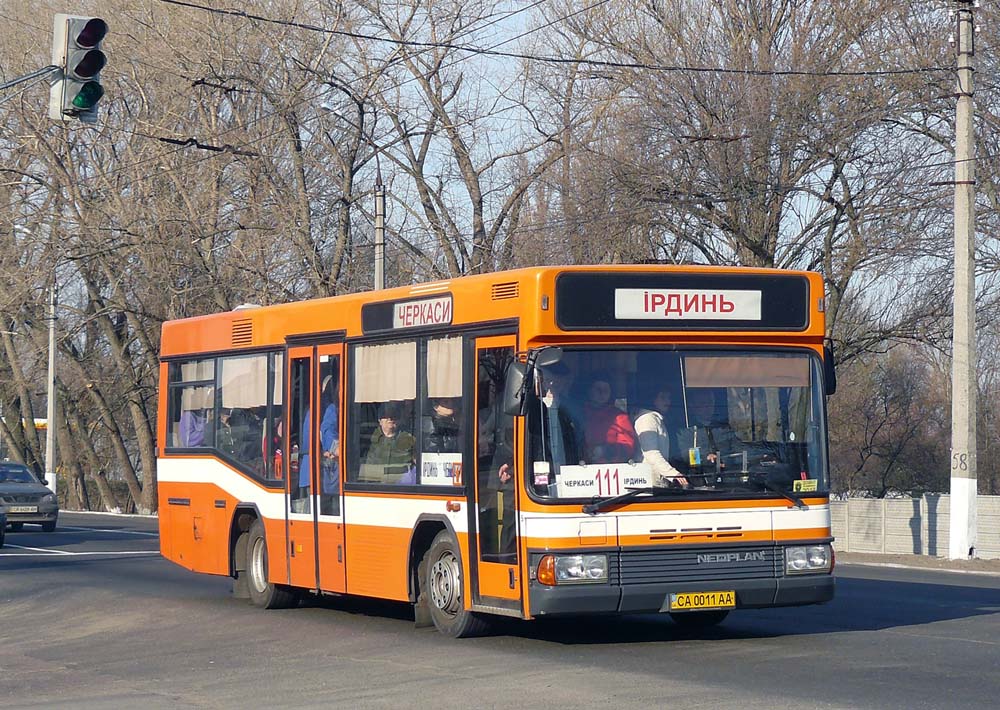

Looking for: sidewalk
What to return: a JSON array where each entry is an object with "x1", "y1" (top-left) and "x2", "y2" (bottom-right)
[{"x1": 837, "y1": 551, "x2": 1000, "y2": 576}]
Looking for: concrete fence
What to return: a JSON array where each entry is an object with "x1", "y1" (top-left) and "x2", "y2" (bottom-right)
[{"x1": 830, "y1": 495, "x2": 1000, "y2": 560}]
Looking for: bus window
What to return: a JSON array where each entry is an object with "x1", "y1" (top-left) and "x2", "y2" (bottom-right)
[
  {"x1": 351, "y1": 341, "x2": 417, "y2": 484},
  {"x1": 167, "y1": 359, "x2": 215, "y2": 449},
  {"x1": 288, "y1": 356, "x2": 311, "y2": 513},
  {"x1": 420, "y1": 337, "x2": 463, "y2": 485},
  {"x1": 264, "y1": 353, "x2": 284, "y2": 481},
  {"x1": 317, "y1": 355, "x2": 340, "y2": 515},
  {"x1": 217, "y1": 354, "x2": 267, "y2": 472},
  {"x1": 477, "y1": 346, "x2": 515, "y2": 561},
  {"x1": 525, "y1": 349, "x2": 827, "y2": 499}
]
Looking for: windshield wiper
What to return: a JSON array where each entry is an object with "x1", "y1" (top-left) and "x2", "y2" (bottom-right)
[
  {"x1": 762, "y1": 480, "x2": 806, "y2": 509},
  {"x1": 583, "y1": 486, "x2": 674, "y2": 515}
]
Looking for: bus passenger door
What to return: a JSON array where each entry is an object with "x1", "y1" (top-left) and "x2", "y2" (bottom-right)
[
  {"x1": 314, "y1": 344, "x2": 346, "y2": 594},
  {"x1": 285, "y1": 347, "x2": 318, "y2": 590},
  {"x1": 472, "y1": 336, "x2": 522, "y2": 605}
]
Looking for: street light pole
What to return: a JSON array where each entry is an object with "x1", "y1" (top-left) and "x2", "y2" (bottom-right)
[
  {"x1": 45, "y1": 282, "x2": 57, "y2": 499},
  {"x1": 321, "y1": 104, "x2": 388, "y2": 291}
]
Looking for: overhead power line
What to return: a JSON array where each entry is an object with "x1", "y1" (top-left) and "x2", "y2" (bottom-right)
[
  {"x1": 159, "y1": 0, "x2": 954, "y2": 78},
  {"x1": 56, "y1": 0, "x2": 557, "y2": 186}
]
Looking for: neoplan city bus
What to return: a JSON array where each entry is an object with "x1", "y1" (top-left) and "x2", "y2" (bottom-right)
[{"x1": 158, "y1": 265, "x2": 836, "y2": 637}]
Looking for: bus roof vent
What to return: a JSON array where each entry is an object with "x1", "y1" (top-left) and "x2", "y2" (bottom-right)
[
  {"x1": 232, "y1": 318, "x2": 254, "y2": 347},
  {"x1": 491, "y1": 282, "x2": 519, "y2": 300}
]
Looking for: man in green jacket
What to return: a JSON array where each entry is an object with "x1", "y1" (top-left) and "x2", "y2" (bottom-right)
[{"x1": 365, "y1": 402, "x2": 416, "y2": 484}]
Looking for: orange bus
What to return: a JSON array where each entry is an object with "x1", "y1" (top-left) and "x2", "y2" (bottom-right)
[{"x1": 158, "y1": 265, "x2": 835, "y2": 636}]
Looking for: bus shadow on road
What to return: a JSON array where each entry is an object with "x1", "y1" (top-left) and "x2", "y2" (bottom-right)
[
  {"x1": 297, "y1": 592, "x2": 416, "y2": 622},
  {"x1": 495, "y1": 575, "x2": 1000, "y2": 645},
  {"x1": 253, "y1": 574, "x2": 1000, "y2": 645}
]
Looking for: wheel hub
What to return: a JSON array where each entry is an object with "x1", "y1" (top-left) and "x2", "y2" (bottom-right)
[
  {"x1": 249, "y1": 537, "x2": 268, "y2": 593},
  {"x1": 429, "y1": 551, "x2": 461, "y2": 615}
]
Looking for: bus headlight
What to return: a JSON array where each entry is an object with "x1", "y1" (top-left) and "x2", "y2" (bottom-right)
[
  {"x1": 536, "y1": 554, "x2": 608, "y2": 585},
  {"x1": 785, "y1": 544, "x2": 832, "y2": 574}
]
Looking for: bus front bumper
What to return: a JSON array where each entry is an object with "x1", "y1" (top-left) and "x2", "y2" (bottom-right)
[{"x1": 528, "y1": 574, "x2": 834, "y2": 617}]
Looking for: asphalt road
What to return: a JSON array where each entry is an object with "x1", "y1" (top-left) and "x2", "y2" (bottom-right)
[{"x1": 2, "y1": 513, "x2": 999, "y2": 709}]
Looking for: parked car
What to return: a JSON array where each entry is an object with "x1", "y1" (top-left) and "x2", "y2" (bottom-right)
[
  {"x1": 0, "y1": 462, "x2": 59, "y2": 532},
  {"x1": 0, "y1": 501, "x2": 6, "y2": 547}
]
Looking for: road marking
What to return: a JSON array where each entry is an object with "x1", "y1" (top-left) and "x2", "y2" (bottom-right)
[
  {"x1": 3, "y1": 544, "x2": 72, "y2": 554},
  {"x1": 0, "y1": 546, "x2": 160, "y2": 557},
  {"x1": 841, "y1": 561, "x2": 1000, "y2": 578},
  {"x1": 56, "y1": 525, "x2": 159, "y2": 537}
]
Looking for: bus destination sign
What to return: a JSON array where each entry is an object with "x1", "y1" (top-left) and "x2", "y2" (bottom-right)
[
  {"x1": 362, "y1": 295, "x2": 454, "y2": 334},
  {"x1": 615, "y1": 288, "x2": 761, "y2": 321},
  {"x1": 556, "y1": 272, "x2": 809, "y2": 331}
]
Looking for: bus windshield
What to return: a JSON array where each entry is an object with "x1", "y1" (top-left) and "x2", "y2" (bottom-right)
[{"x1": 526, "y1": 349, "x2": 828, "y2": 501}]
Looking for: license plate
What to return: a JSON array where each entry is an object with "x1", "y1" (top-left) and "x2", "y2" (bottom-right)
[
  {"x1": 9, "y1": 505, "x2": 38, "y2": 513},
  {"x1": 669, "y1": 590, "x2": 736, "y2": 611}
]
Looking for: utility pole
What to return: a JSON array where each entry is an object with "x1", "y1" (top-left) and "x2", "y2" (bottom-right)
[
  {"x1": 374, "y1": 164, "x2": 386, "y2": 291},
  {"x1": 949, "y1": 1, "x2": 977, "y2": 560},
  {"x1": 45, "y1": 282, "x2": 58, "y2": 500}
]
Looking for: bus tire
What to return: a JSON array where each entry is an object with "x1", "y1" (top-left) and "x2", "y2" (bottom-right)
[
  {"x1": 423, "y1": 531, "x2": 489, "y2": 638},
  {"x1": 247, "y1": 519, "x2": 297, "y2": 609},
  {"x1": 669, "y1": 610, "x2": 729, "y2": 629},
  {"x1": 233, "y1": 570, "x2": 250, "y2": 600},
  {"x1": 413, "y1": 555, "x2": 433, "y2": 628}
]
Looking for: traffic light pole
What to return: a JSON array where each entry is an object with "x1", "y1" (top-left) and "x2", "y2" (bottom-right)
[
  {"x1": 45, "y1": 283, "x2": 58, "y2": 501},
  {"x1": 0, "y1": 65, "x2": 59, "y2": 93}
]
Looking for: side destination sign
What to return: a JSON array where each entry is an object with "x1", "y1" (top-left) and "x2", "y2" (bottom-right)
[
  {"x1": 362, "y1": 294, "x2": 453, "y2": 333},
  {"x1": 555, "y1": 272, "x2": 809, "y2": 331},
  {"x1": 615, "y1": 288, "x2": 761, "y2": 321},
  {"x1": 394, "y1": 296, "x2": 452, "y2": 328}
]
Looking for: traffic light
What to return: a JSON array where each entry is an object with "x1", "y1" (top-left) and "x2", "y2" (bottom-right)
[{"x1": 49, "y1": 14, "x2": 108, "y2": 124}]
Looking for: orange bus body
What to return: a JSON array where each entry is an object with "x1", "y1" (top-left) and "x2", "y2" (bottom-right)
[{"x1": 158, "y1": 265, "x2": 834, "y2": 635}]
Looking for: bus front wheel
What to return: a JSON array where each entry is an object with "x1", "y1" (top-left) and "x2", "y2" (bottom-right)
[
  {"x1": 423, "y1": 531, "x2": 489, "y2": 638},
  {"x1": 247, "y1": 519, "x2": 297, "y2": 609}
]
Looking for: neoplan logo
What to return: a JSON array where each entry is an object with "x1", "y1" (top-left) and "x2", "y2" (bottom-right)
[{"x1": 697, "y1": 551, "x2": 767, "y2": 564}]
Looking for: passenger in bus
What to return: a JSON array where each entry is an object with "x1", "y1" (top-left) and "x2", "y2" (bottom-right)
[
  {"x1": 676, "y1": 388, "x2": 743, "y2": 473},
  {"x1": 425, "y1": 397, "x2": 461, "y2": 453},
  {"x1": 179, "y1": 408, "x2": 208, "y2": 447},
  {"x1": 265, "y1": 416, "x2": 284, "y2": 480},
  {"x1": 633, "y1": 388, "x2": 688, "y2": 487},
  {"x1": 217, "y1": 408, "x2": 237, "y2": 456},
  {"x1": 581, "y1": 373, "x2": 637, "y2": 464},
  {"x1": 491, "y1": 424, "x2": 517, "y2": 556},
  {"x1": 299, "y1": 375, "x2": 339, "y2": 496},
  {"x1": 536, "y1": 361, "x2": 581, "y2": 474},
  {"x1": 365, "y1": 402, "x2": 416, "y2": 484},
  {"x1": 217, "y1": 407, "x2": 261, "y2": 465}
]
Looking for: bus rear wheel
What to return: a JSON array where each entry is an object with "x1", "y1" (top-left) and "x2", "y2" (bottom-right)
[
  {"x1": 669, "y1": 610, "x2": 729, "y2": 629},
  {"x1": 423, "y1": 531, "x2": 489, "y2": 638},
  {"x1": 247, "y1": 519, "x2": 297, "y2": 609}
]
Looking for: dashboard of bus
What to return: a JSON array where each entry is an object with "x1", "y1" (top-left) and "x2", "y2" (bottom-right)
[{"x1": 523, "y1": 348, "x2": 828, "y2": 502}]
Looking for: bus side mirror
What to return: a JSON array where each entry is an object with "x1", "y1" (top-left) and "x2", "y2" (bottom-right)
[
  {"x1": 534, "y1": 347, "x2": 563, "y2": 368},
  {"x1": 823, "y1": 343, "x2": 837, "y2": 396},
  {"x1": 502, "y1": 361, "x2": 527, "y2": 416}
]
